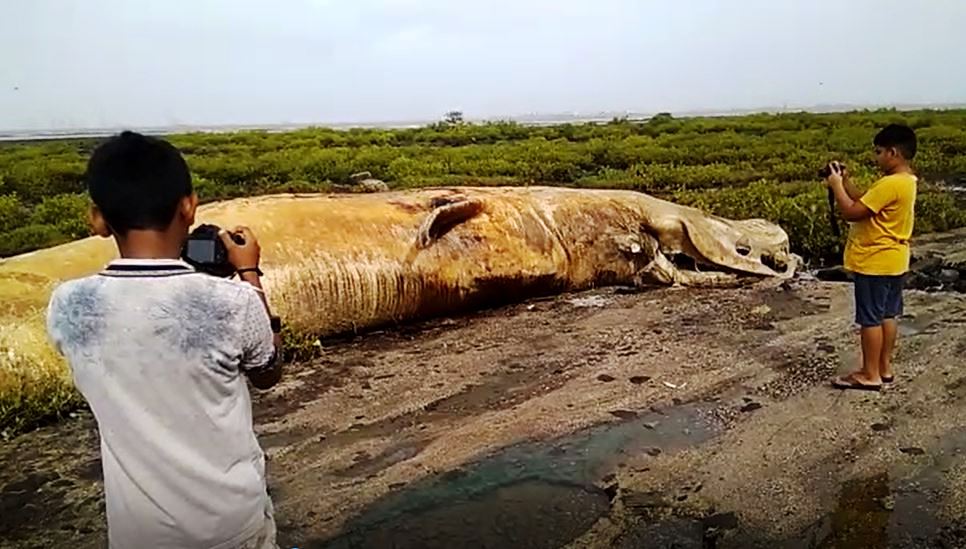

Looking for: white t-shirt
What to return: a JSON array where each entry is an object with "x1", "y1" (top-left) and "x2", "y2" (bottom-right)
[{"x1": 46, "y1": 258, "x2": 276, "y2": 549}]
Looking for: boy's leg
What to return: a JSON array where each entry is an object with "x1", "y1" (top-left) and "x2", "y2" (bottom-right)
[
  {"x1": 859, "y1": 325, "x2": 883, "y2": 383},
  {"x1": 880, "y1": 318, "x2": 897, "y2": 380},
  {"x1": 835, "y1": 274, "x2": 884, "y2": 388},
  {"x1": 879, "y1": 275, "x2": 904, "y2": 381}
]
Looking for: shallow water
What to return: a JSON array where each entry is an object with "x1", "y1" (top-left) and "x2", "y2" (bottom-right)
[{"x1": 313, "y1": 402, "x2": 718, "y2": 548}]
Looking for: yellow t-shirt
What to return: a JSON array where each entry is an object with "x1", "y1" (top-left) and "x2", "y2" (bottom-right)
[{"x1": 844, "y1": 173, "x2": 917, "y2": 276}]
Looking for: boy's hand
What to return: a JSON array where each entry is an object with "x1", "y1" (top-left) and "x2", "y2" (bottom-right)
[
  {"x1": 220, "y1": 226, "x2": 261, "y2": 270},
  {"x1": 825, "y1": 161, "x2": 845, "y2": 188}
]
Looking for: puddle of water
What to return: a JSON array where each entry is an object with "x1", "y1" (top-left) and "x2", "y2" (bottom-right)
[
  {"x1": 897, "y1": 314, "x2": 935, "y2": 337},
  {"x1": 782, "y1": 428, "x2": 966, "y2": 549},
  {"x1": 320, "y1": 480, "x2": 609, "y2": 549},
  {"x1": 307, "y1": 403, "x2": 719, "y2": 549}
]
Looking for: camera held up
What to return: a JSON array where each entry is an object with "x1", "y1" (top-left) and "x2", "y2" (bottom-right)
[
  {"x1": 181, "y1": 223, "x2": 245, "y2": 278},
  {"x1": 818, "y1": 161, "x2": 846, "y2": 179},
  {"x1": 819, "y1": 162, "x2": 846, "y2": 237}
]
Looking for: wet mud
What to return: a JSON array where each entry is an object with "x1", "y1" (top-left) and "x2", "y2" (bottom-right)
[{"x1": 3, "y1": 247, "x2": 966, "y2": 549}]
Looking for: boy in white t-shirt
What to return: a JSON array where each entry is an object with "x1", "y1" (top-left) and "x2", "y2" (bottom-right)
[{"x1": 46, "y1": 131, "x2": 282, "y2": 548}]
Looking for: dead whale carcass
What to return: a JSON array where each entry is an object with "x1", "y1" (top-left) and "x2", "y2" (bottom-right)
[{"x1": 0, "y1": 186, "x2": 799, "y2": 343}]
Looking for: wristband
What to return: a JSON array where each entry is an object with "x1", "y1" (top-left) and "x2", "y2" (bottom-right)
[{"x1": 237, "y1": 266, "x2": 264, "y2": 277}]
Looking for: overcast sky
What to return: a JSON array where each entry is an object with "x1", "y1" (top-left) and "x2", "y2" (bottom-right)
[{"x1": 1, "y1": 0, "x2": 964, "y2": 131}]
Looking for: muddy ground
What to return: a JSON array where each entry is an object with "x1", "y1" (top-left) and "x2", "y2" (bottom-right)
[{"x1": 3, "y1": 241, "x2": 966, "y2": 548}]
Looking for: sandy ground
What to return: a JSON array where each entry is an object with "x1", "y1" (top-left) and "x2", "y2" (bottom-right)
[{"x1": 3, "y1": 249, "x2": 966, "y2": 548}]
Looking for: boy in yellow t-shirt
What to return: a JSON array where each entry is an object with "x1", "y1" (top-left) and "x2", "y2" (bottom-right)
[{"x1": 824, "y1": 123, "x2": 918, "y2": 391}]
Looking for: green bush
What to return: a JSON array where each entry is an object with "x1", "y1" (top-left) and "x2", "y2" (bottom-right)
[
  {"x1": 0, "y1": 194, "x2": 26, "y2": 233},
  {"x1": 29, "y1": 194, "x2": 91, "y2": 239},
  {"x1": 0, "y1": 224, "x2": 68, "y2": 257}
]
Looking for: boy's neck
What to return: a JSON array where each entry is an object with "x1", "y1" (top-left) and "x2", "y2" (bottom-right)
[
  {"x1": 115, "y1": 230, "x2": 186, "y2": 260},
  {"x1": 886, "y1": 162, "x2": 914, "y2": 176}
]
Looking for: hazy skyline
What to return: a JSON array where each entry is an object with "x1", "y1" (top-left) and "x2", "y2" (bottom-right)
[{"x1": 2, "y1": 0, "x2": 965, "y2": 131}]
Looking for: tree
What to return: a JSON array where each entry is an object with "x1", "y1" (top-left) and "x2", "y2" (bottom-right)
[{"x1": 443, "y1": 110, "x2": 464, "y2": 125}]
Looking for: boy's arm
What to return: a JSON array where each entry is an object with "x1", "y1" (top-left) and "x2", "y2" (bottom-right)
[
  {"x1": 221, "y1": 227, "x2": 282, "y2": 390},
  {"x1": 828, "y1": 180, "x2": 873, "y2": 222},
  {"x1": 238, "y1": 273, "x2": 282, "y2": 390},
  {"x1": 236, "y1": 282, "x2": 281, "y2": 390},
  {"x1": 843, "y1": 172, "x2": 863, "y2": 201},
  {"x1": 825, "y1": 164, "x2": 896, "y2": 221}
]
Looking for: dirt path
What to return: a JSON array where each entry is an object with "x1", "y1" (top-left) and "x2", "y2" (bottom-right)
[{"x1": 2, "y1": 276, "x2": 966, "y2": 548}]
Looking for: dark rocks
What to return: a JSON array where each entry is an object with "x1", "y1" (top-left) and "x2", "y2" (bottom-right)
[
  {"x1": 740, "y1": 402, "x2": 763, "y2": 413},
  {"x1": 629, "y1": 376, "x2": 651, "y2": 385},
  {"x1": 871, "y1": 422, "x2": 891, "y2": 432},
  {"x1": 623, "y1": 490, "x2": 665, "y2": 510},
  {"x1": 601, "y1": 474, "x2": 620, "y2": 500},
  {"x1": 815, "y1": 266, "x2": 850, "y2": 282},
  {"x1": 816, "y1": 244, "x2": 966, "y2": 293},
  {"x1": 899, "y1": 446, "x2": 926, "y2": 456},
  {"x1": 905, "y1": 252, "x2": 966, "y2": 292},
  {"x1": 703, "y1": 512, "x2": 739, "y2": 530},
  {"x1": 610, "y1": 410, "x2": 638, "y2": 420},
  {"x1": 597, "y1": 374, "x2": 616, "y2": 382},
  {"x1": 939, "y1": 269, "x2": 961, "y2": 283}
]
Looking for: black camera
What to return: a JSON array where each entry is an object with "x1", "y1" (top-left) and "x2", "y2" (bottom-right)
[
  {"x1": 818, "y1": 162, "x2": 846, "y2": 179},
  {"x1": 181, "y1": 223, "x2": 244, "y2": 278}
]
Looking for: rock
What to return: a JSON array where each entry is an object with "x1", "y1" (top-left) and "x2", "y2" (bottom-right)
[
  {"x1": 610, "y1": 410, "x2": 638, "y2": 420},
  {"x1": 814, "y1": 266, "x2": 850, "y2": 282},
  {"x1": 642, "y1": 421, "x2": 659, "y2": 430},
  {"x1": 630, "y1": 376, "x2": 651, "y2": 385},
  {"x1": 646, "y1": 447, "x2": 662, "y2": 457},
  {"x1": 944, "y1": 249, "x2": 966, "y2": 270},
  {"x1": 604, "y1": 481, "x2": 620, "y2": 501},
  {"x1": 871, "y1": 422, "x2": 890, "y2": 432},
  {"x1": 899, "y1": 446, "x2": 926, "y2": 456},
  {"x1": 939, "y1": 269, "x2": 961, "y2": 283},
  {"x1": 881, "y1": 495, "x2": 896, "y2": 511},
  {"x1": 910, "y1": 255, "x2": 943, "y2": 274},
  {"x1": 740, "y1": 402, "x2": 763, "y2": 413},
  {"x1": 623, "y1": 490, "x2": 665, "y2": 510},
  {"x1": 703, "y1": 512, "x2": 739, "y2": 530},
  {"x1": 357, "y1": 178, "x2": 389, "y2": 193},
  {"x1": 597, "y1": 374, "x2": 616, "y2": 382},
  {"x1": 613, "y1": 286, "x2": 644, "y2": 295},
  {"x1": 905, "y1": 271, "x2": 940, "y2": 291}
]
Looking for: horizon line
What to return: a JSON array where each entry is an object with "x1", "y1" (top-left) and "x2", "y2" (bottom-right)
[{"x1": 3, "y1": 101, "x2": 965, "y2": 141}]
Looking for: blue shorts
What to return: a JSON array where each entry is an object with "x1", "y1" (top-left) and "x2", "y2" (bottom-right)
[{"x1": 853, "y1": 274, "x2": 904, "y2": 327}]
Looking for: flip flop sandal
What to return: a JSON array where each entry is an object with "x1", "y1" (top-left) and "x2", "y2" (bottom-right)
[
  {"x1": 832, "y1": 375, "x2": 883, "y2": 392},
  {"x1": 881, "y1": 376, "x2": 894, "y2": 384}
]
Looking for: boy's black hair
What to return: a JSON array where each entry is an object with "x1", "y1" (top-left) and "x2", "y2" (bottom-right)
[
  {"x1": 85, "y1": 131, "x2": 193, "y2": 234},
  {"x1": 873, "y1": 123, "x2": 917, "y2": 160}
]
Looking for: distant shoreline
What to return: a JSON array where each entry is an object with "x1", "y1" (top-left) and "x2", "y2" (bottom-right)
[{"x1": 3, "y1": 102, "x2": 965, "y2": 142}]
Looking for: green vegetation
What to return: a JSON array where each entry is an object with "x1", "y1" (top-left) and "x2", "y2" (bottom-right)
[{"x1": 2, "y1": 108, "x2": 965, "y2": 263}]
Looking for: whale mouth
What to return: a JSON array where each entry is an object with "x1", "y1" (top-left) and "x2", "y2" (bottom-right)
[
  {"x1": 669, "y1": 249, "x2": 793, "y2": 277},
  {"x1": 619, "y1": 214, "x2": 800, "y2": 287}
]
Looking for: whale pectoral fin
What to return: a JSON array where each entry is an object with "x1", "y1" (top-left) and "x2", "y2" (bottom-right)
[{"x1": 415, "y1": 198, "x2": 485, "y2": 249}]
